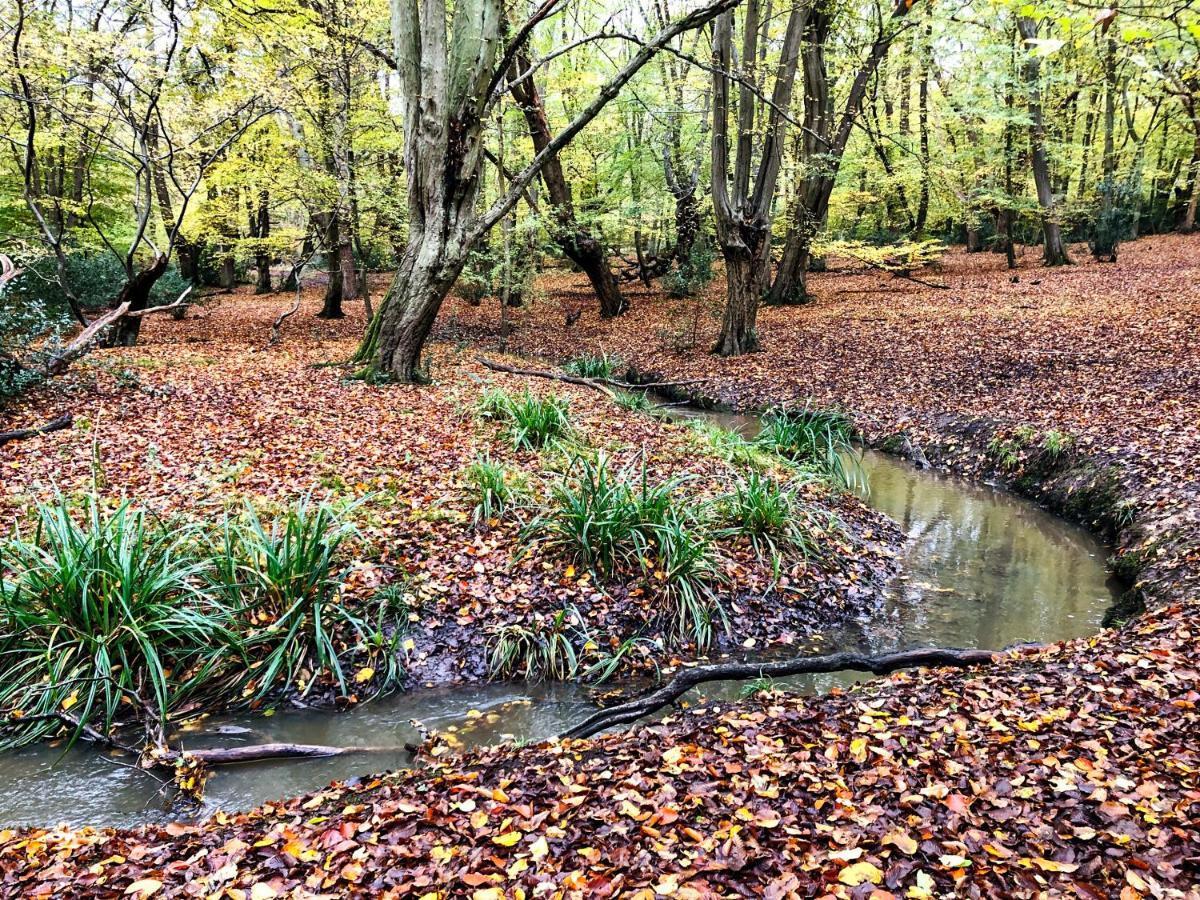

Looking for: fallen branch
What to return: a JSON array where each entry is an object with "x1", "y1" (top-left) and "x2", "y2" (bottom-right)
[
  {"x1": 476, "y1": 356, "x2": 710, "y2": 402},
  {"x1": 561, "y1": 646, "x2": 1002, "y2": 740},
  {"x1": 182, "y1": 742, "x2": 395, "y2": 765},
  {"x1": 268, "y1": 293, "x2": 303, "y2": 347},
  {"x1": 46, "y1": 302, "x2": 130, "y2": 374},
  {"x1": 123, "y1": 285, "x2": 193, "y2": 318},
  {"x1": 478, "y1": 355, "x2": 618, "y2": 400},
  {"x1": 0, "y1": 414, "x2": 72, "y2": 447}
]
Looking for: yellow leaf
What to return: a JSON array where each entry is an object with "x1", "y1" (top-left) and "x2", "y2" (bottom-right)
[
  {"x1": 565, "y1": 565, "x2": 575, "y2": 578},
  {"x1": 61, "y1": 693, "x2": 79, "y2": 711},
  {"x1": 403, "y1": 638, "x2": 415, "y2": 652},
  {"x1": 885, "y1": 831, "x2": 919, "y2": 855},
  {"x1": 529, "y1": 835, "x2": 549, "y2": 859},
  {"x1": 473, "y1": 890, "x2": 505, "y2": 900},
  {"x1": 250, "y1": 884, "x2": 278, "y2": 900},
  {"x1": 839, "y1": 861, "x2": 883, "y2": 886},
  {"x1": 354, "y1": 667, "x2": 374, "y2": 684},
  {"x1": 849, "y1": 736, "x2": 868, "y2": 762},
  {"x1": 492, "y1": 830, "x2": 522, "y2": 847},
  {"x1": 1029, "y1": 858, "x2": 1079, "y2": 873},
  {"x1": 124, "y1": 880, "x2": 163, "y2": 898}
]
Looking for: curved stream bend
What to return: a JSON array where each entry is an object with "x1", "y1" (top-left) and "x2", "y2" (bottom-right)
[{"x1": 0, "y1": 414, "x2": 1121, "y2": 827}]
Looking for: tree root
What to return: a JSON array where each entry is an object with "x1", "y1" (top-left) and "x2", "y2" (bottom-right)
[{"x1": 561, "y1": 646, "x2": 1003, "y2": 740}]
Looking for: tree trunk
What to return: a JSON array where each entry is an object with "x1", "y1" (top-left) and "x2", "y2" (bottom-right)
[
  {"x1": 510, "y1": 52, "x2": 627, "y2": 318},
  {"x1": 368, "y1": 233, "x2": 468, "y2": 382},
  {"x1": 1017, "y1": 17, "x2": 1071, "y2": 266},
  {"x1": 914, "y1": 13, "x2": 931, "y2": 233},
  {"x1": 103, "y1": 255, "x2": 169, "y2": 347},
  {"x1": 318, "y1": 214, "x2": 344, "y2": 319},
  {"x1": 714, "y1": 242, "x2": 765, "y2": 356},
  {"x1": 219, "y1": 254, "x2": 236, "y2": 291},
  {"x1": 1181, "y1": 131, "x2": 1200, "y2": 233}
]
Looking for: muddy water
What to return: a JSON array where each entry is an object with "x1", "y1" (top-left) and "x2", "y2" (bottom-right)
[{"x1": 0, "y1": 412, "x2": 1121, "y2": 828}]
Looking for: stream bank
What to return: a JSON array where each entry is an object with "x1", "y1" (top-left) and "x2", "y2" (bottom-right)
[{"x1": 0, "y1": 423, "x2": 1119, "y2": 828}]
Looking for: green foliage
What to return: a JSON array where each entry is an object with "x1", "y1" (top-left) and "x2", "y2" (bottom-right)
[
  {"x1": 755, "y1": 406, "x2": 862, "y2": 489},
  {"x1": 1089, "y1": 178, "x2": 1140, "y2": 261},
  {"x1": 613, "y1": 390, "x2": 653, "y2": 413},
  {"x1": 464, "y1": 454, "x2": 525, "y2": 526},
  {"x1": 683, "y1": 420, "x2": 779, "y2": 471},
  {"x1": 563, "y1": 353, "x2": 623, "y2": 379},
  {"x1": 812, "y1": 238, "x2": 946, "y2": 274},
  {"x1": 487, "y1": 609, "x2": 580, "y2": 681},
  {"x1": 716, "y1": 472, "x2": 819, "y2": 562},
  {"x1": 740, "y1": 676, "x2": 777, "y2": 697},
  {"x1": 528, "y1": 454, "x2": 727, "y2": 649},
  {"x1": 1040, "y1": 429, "x2": 1074, "y2": 460},
  {"x1": 477, "y1": 388, "x2": 572, "y2": 450},
  {"x1": 583, "y1": 635, "x2": 659, "y2": 684},
  {"x1": 213, "y1": 498, "x2": 393, "y2": 699},
  {"x1": 0, "y1": 497, "x2": 227, "y2": 750},
  {"x1": 663, "y1": 239, "x2": 716, "y2": 298}
]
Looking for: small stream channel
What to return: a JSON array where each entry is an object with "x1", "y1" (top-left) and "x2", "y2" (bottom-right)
[{"x1": 0, "y1": 410, "x2": 1123, "y2": 828}]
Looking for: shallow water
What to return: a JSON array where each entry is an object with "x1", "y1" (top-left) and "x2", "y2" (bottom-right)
[{"x1": 0, "y1": 412, "x2": 1121, "y2": 828}]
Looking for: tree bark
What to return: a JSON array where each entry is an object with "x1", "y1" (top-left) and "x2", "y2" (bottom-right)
[
  {"x1": 1017, "y1": 17, "x2": 1071, "y2": 265},
  {"x1": 103, "y1": 255, "x2": 170, "y2": 347},
  {"x1": 509, "y1": 53, "x2": 627, "y2": 318},
  {"x1": 768, "y1": 4, "x2": 907, "y2": 305},
  {"x1": 711, "y1": 0, "x2": 806, "y2": 352},
  {"x1": 317, "y1": 213, "x2": 344, "y2": 319}
]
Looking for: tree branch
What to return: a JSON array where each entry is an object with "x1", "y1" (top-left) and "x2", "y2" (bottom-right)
[{"x1": 561, "y1": 646, "x2": 1005, "y2": 740}]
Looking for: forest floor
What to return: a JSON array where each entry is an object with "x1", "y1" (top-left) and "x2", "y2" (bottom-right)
[
  {"x1": 0, "y1": 283, "x2": 898, "y2": 690},
  {"x1": 2, "y1": 235, "x2": 1200, "y2": 897}
]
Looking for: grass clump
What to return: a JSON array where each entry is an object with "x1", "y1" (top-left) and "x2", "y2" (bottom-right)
[
  {"x1": 0, "y1": 493, "x2": 407, "y2": 751},
  {"x1": 464, "y1": 454, "x2": 526, "y2": 526},
  {"x1": 613, "y1": 390, "x2": 653, "y2": 413},
  {"x1": 716, "y1": 472, "x2": 819, "y2": 562},
  {"x1": 684, "y1": 419, "x2": 778, "y2": 471},
  {"x1": 488, "y1": 609, "x2": 580, "y2": 680},
  {"x1": 477, "y1": 388, "x2": 571, "y2": 450},
  {"x1": 563, "y1": 353, "x2": 622, "y2": 380},
  {"x1": 755, "y1": 406, "x2": 861, "y2": 489},
  {"x1": 0, "y1": 497, "x2": 229, "y2": 750},
  {"x1": 527, "y1": 454, "x2": 727, "y2": 649},
  {"x1": 214, "y1": 498, "x2": 396, "y2": 700}
]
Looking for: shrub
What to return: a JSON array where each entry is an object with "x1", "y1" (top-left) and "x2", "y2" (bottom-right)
[
  {"x1": 487, "y1": 609, "x2": 580, "y2": 680},
  {"x1": 0, "y1": 497, "x2": 228, "y2": 750},
  {"x1": 755, "y1": 406, "x2": 861, "y2": 489},
  {"x1": 477, "y1": 388, "x2": 571, "y2": 450},
  {"x1": 663, "y1": 239, "x2": 716, "y2": 298},
  {"x1": 1089, "y1": 177, "x2": 1139, "y2": 262},
  {"x1": 563, "y1": 352, "x2": 623, "y2": 380}
]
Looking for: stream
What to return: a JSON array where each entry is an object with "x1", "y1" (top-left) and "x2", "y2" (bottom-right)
[{"x1": 0, "y1": 411, "x2": 1122, "y2": 828}]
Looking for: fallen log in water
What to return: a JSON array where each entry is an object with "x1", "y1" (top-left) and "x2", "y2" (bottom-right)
[{"x1": 561, "y1": 646, "x2": 1002, "y2": 740}]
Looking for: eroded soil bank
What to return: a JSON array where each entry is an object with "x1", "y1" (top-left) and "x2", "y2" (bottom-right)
[{"x1": 1, "y1": 236, "x2": 1198, "y2": 896}]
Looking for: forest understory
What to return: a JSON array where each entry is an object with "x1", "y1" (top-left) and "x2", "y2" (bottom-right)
[{"x1": 0, "y1": 234, "x2": 1197, "y2": 896}]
